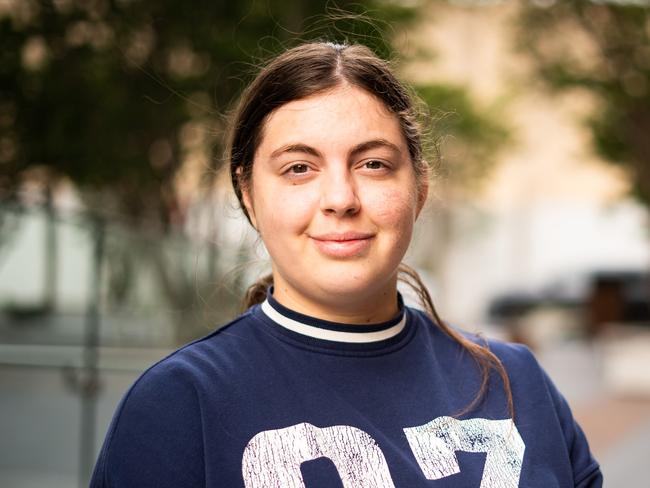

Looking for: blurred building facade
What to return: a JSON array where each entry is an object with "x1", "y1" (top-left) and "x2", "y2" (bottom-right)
[{"x1": 401, "y1": 2, "x2": 649, "y2": 329}]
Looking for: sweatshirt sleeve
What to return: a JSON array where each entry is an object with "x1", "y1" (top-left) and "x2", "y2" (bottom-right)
[
  {"x1": 538, "y1": 359, "x2": 603, "y2": 487},
  {"x1": 90, "y1": 360, "x2": 206, "y2": 488}
]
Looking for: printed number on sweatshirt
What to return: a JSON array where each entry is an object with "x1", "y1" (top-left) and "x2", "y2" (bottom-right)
[{"x1": 241, "y1": 416, "x2": 525, "y2": 488}]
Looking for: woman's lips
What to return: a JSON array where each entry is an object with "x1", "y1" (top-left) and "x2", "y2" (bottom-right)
[{"x1": 310, "y1": 232, "x2": 374, "y2": 258}]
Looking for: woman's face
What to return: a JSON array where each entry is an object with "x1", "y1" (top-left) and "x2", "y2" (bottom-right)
[{"x1": 242, "y1": 84, "x2": 427, "y2": 321}]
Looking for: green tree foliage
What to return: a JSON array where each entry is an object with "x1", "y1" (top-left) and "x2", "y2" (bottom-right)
[
  {"x1": 0, "y1": 0, "x2": 417, "y2": 226},
  {"x1": 518, "y1": 0, "x2": 650, "y2": 207}
]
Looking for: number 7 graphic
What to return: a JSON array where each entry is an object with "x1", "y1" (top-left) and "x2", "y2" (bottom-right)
[{"x1": 403, "y1": 416, "x2": 525, "y2": 488}]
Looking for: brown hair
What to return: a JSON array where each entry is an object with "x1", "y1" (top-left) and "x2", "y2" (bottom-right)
[{"x1": 228, "y1": 42, "x2": 513, "y2": 418}]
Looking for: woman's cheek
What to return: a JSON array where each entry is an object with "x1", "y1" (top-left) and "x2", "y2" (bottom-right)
[
  {"x1": 264, "y1": 186, "x2": 314, "y2": 233},
  {"x1": 372, "y1": 187, "x2": 418, "y2": 227}
]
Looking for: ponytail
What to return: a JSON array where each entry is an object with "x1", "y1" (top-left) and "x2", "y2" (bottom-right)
[
  {"x1": 240, "y1": 273, "x2": 273, "y2": 312},
  {"x1": 241, "y1": 265, "x2": 514, "y2": 419}
]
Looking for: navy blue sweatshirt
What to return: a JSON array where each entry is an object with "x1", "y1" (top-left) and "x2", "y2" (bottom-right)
[{"x1": 90, "y1": 292, "x2": 602, "y2": 487}]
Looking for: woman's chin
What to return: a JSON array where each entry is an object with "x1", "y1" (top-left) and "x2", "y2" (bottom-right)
[{"x1": 311, "y1": 276, "x2": 394, "y2": 306}]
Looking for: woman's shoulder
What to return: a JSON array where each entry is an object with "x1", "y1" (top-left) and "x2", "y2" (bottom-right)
[
  {"x1": 408, "y1": 307, "x2": 560, "y2": 405},
  {"x1": 100, "y1": 306, "x2": 266, "y2": 429},
  {"x1": 463, "y1": 330, "x2": 553, "y2": 388},
  {"x1": 408, "y1": 307, "x2": 541, "y2": 372},
  {"x1": 453, "y1": 327, "x2": 579, "y2": 428},
  {"x1": 474, "y1": 334, "x2": 540, "y2": 370},
  {"x1": 91, "y1": 308, "x2": 263, "y2": 486},
  {"x1": 128, "y1": 306, "x2": 261, "y2": 387}
]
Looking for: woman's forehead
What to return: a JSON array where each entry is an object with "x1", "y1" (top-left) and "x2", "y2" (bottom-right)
[{"x1": 257, "y1": 85, "x2": 405, "y2": 156}]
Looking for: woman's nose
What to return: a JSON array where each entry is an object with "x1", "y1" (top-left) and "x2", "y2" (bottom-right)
[{"x1": 319, "y1": 170, "x2": 360, "y2": 217}]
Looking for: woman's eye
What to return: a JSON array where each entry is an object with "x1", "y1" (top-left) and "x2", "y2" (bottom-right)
[
  {"x1": 364, "y1": 160, "x2": 386, "y2": 170},
  {"x1": 288, "y1": 163, "x2": 310, "y2": 174}
]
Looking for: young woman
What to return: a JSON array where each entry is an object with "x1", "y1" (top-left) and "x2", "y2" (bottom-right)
[{"x1": 90, "y1": 42, "x2": 603, "y2": 487}]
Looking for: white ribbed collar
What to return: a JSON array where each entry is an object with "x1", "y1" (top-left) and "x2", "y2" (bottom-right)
[{"x1": 260, "y1": 299, "x2": 407, "y2": 344}]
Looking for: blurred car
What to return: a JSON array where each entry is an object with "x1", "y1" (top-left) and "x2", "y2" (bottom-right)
[{"x1": 487, "y1": 269, "x2": 650, "y2": 336}]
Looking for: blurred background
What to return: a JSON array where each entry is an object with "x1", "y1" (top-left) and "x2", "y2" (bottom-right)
[{"x1": 1, "y1": 0, "x2": 649, "y2": 486}]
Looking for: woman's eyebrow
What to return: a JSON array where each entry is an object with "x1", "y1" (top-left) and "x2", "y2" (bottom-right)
[
  {"x1": 270, "y1": 143, "x2": 321, "y2": 159},
  {"x1": 349, "y1": 139, "x2": 401, "y2": 158},
  {"x1": 269, "y1": 139, "x2": 401, "y2": 160}
]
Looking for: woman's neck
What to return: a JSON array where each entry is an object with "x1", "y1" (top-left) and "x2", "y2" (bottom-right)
[{"x1": 271, "y1": 278, "x2": 400, "y2": 325}]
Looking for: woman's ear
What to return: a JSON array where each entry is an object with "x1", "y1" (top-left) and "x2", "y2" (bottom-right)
[
  {"x1": 416, "y1": 173, "x2": 429, "y2": 218},
  {"x1": 242, "y1": 189, "x2": 258, "y2": 230},
  {"x1": 237, "y1": 166, "x2": 258, "y2": 229}
]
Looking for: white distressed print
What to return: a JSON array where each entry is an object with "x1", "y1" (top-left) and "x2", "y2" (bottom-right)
[
  {"x1": 242, "y1": 422, "x2": 395, "y2": 487},
  {"x1": 241, "y1": 417, "x2": 525, "y2": 487},
  {"x1": 404, "y1": 417, "x2": 525, "y2": 487}
]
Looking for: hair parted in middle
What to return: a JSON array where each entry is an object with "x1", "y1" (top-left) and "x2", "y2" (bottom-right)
[{"x1": 227, "y1": 41, "x2": 513, "y2": 419}]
